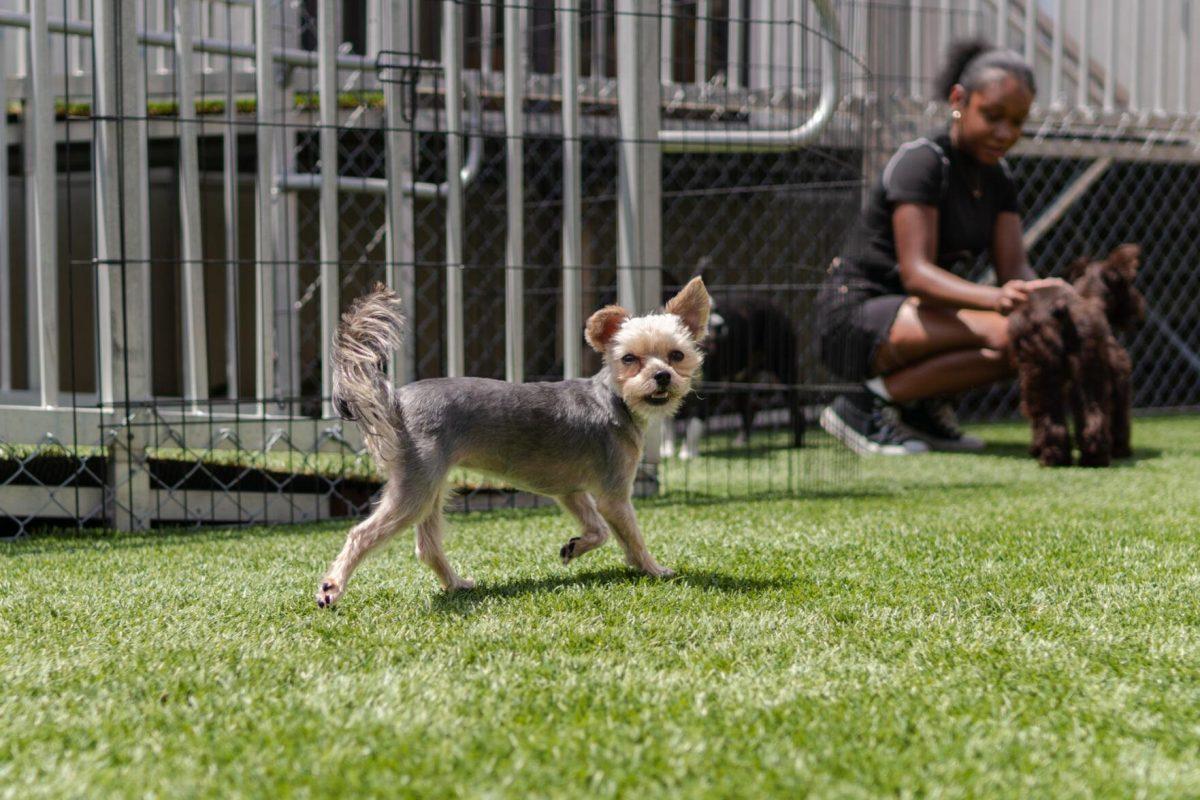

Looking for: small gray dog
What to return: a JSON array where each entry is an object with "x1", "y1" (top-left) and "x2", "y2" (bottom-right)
[{"x1": 316, "y1": 277, "x2": 711, "y2": 607}]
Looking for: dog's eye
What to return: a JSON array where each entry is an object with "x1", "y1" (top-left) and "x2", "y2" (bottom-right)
[
  {"x1": 668, "y1": 350, "x2": 685, "y2": 363},
  {"x1": 621, "y1": 354, "x2": 638, "y2": 365}
]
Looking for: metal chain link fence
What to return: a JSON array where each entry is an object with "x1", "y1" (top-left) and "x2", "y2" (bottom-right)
[{"x1": 2, "y1": 0, "x2": 1197, "y2": 538}]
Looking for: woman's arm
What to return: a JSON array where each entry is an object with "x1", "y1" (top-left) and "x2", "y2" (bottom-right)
[
  {"x1": 991, "y1": 211, "x2": 1037, "y2": 282},
  {"x1": 894, "y1": 203, "x2": 1022, "y2": 312}
]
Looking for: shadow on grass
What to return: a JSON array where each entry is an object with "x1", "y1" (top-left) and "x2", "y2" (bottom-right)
[
  {"x1": 974, "y1": 441, "x2": 1164, "y2": 464},
  {"x1": 0, "y1": 518, "x2": 347, "y2": 557},
  {"x1": 430, "y1": 566, "x2": 795, "y2": 614}
]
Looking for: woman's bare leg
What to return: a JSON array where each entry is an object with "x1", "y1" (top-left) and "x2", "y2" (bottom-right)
[{"x1": 872, "y1": 298, "x2": 1015, "y2": 404}]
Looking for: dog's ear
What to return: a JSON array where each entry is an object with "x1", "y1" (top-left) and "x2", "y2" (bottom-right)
[
  {"x1": 1064, "y1": 256, "x2": 1091, "y2": 283},
  {"x1": 1108, "y1": 243, "x2": 1141, "y2": 277},
  {"x1": 665, "y1": 276, "x2": 711, "y2": 341},
  {"x1": 585, "y1": 305, "x2": 631, "y2": 353}
]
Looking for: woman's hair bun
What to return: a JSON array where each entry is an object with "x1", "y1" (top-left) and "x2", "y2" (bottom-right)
[{"x1": 935, "y1": 38, "x2": 1036, "y2": 99}]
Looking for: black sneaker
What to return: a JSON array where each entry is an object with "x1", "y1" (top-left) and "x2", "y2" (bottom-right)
[
  {"x1": 819, "y1": 393, "x2": 930, "y2": 456},
  {"x1": 899, "y1": 398, "x2": 985, "y2": 452}
]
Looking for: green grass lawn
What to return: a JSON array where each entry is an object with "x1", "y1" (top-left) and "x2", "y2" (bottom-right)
[{"x1": 4, "y1": 415, "x2": 1200, "y2": 798}]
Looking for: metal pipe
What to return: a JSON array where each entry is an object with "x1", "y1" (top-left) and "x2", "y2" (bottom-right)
[
  {"x1": 1103, "y1": 0, "x2": 1116, "y2": 111},
  {"x1": 1153, "y1": 0, "x2": 1167, "y2": 113},
  {"x1": 0, "y1": 23, "x2": 9, "y2": 392},
  {"x1": 909, "y1": 0, "x2": 920, "y2": 99},
  {"x1": 659, "y1": 0, "x2": 840, "y2": 151},
  {"x1": 939, "y1": 0, "x2": 951, "y2": 60},
  {"x1": 1076, "y1": 0, "x2": 1089, "y2": 108},
  {"x1": 660, "y1": 0, "x2": 673, "y2": 85},
  {"x1": 384, "y1": 0, "x2": 417, "y2": 386},
  {"x1": 30, "y1": 0, "x2": 58, "y2": 407},
  {"x1": 1024, "y1": 0, "x2": 1036, "y2": 67},
  {"x1": 1131, "y1": 0, "x2": 1142, "y2": 109},
  {"x1": 176, "y1": 0, "x2": 210, "y2": 410},
  {"x1": 996, "y1": 0, "x2": 1008, "y2": 47},
  {"x1": 695, "y1": 0, "x2": 709, "y2": 86},
  {"x1": 591, "y1": 0, "x2": 607, "y2": 80},
  {"x1": 752, "y1": 0, "x2": 772, "y2": 93},
  {"x1": 616, "y1": 0, "x2": 664, "y2": 464},
  {"x1": 443, "y1": 0, "x2": 465, "y2": 378},
  {"x1": 319, "y1": 0, "x2": 339, "y2": 417},
  {"x1": 505, "y1": 0, "x2": 525, "y2": 383},
  {"x1": 223, "y1": 6, "x2": 240, "y2": 400},
  {"x1": 480, "y1": 0, "x2": 494, "y2": 78},
  {"x1": 727, "y1": 0, "x2": 743, "y2": 89},
  {"x1": 561, "y1": 0, "x2": 582, "y2": 380},
  {"x1": 254, "y1": 0, "x2": 277, "y2": 408},
  {"x1": 1179, "y1": 0, "x2": 1190, "y2": 115},
  {"x1": 0, "y1": 8, "x2": 375, "y2": 70},
  {"x1": 1050, "y1": 0, "x2": 1063, "y2": 108}
]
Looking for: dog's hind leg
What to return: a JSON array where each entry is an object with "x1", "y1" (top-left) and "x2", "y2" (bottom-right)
[
  {"x1": 557, "y1": 492, "x2": 611, "y2": 565},
  {"x1": 415, "y1": 501, "x2": 475, "y2": 592},
  {"x1": 1073, "y1": 354, "x2": 1113, "y2": 468},
  {"x1": 595, "y1": 494, "x2": 673, "y2": 578},
  {"x1": 1019, "y1": 360, "x2": 1071, "y2": 467},
  {"x1": 317, "y1": 484, "x2": 436, "y2": 608}
]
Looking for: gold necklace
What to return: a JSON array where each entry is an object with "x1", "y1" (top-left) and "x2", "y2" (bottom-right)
[{"x1": 967, "y1": 166, "x2": 983, "y2": 200}]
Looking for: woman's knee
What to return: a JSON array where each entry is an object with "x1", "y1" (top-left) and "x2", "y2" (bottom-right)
[
  {"x1": 980, "y1": 346, "x2": 1017, "y2": 378},
  {"x1": 966, "y1": 311, "x2": 1012, "y2": 354}
]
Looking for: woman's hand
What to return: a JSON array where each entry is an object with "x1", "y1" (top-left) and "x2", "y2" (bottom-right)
[
  {"x1": 993, "y1": 277, "x2": 1070, "y2": 314},
  {"x1": 993, "y1": 280, "x2": 1029, "y2": 314}
]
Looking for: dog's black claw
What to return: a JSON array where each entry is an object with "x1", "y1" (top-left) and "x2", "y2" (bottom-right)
[
  {"x1": 560, "y1": 537, "x2": 580, "y2": 563},
  {"x1": 321, "y1": 581, "x2": 333, "y2": 592},
  {"x1": 317, "y1": 599, "x2": 326, "y2": 608}
]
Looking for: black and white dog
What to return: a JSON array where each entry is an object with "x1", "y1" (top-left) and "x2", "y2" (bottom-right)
[{"x1": 660, "y1": 279, "x2": 804, "y2": 459}]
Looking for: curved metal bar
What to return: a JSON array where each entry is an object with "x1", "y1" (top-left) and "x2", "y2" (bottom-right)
[
  {"x1": 658, "y1": 0, "x2": 841, "y2": 152},
  {"x1": 411, "y1": 72, "x2": 483, "y2": 199},
  {"x1": 275, "y1": 75, "x2": 483, "y2": 198}
]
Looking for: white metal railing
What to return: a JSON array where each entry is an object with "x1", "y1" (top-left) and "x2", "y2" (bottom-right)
[
  {"x1": 907, "y1": 0, "x2": 1198, "y2": 116},
  {"x1": 0, "y1": 0, "x2": 1197, "y2": 414}
]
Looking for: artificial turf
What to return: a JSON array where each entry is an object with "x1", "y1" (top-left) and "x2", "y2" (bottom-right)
[{"x1": 3, "y1": 415, "x2": 1199, "y2": 798}]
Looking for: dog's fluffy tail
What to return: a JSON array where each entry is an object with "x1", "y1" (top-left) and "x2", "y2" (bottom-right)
[{"x1": 332, "y1": 283, "x2": 406, "y2": 465}]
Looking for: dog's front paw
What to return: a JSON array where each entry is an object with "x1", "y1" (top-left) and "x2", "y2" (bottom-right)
[
  {"x1": 1078, "y1": 450, "x2": 1111, "y2": 468},
  {"x1": 316, "y1": 578, "x2": 343, "y2": 609},
  {"x1": 446, "y1": 577, "x2": 476, "y2": 592},
  {"x1": 560, "y1": 536, "x2": 582, "y2": 565},
  {"x1": 633, "y1": 561, "x2": 674, "y2": 579},
  {"x1": 1037, "y1": 447, "x2": 1072, "y2": 467}
]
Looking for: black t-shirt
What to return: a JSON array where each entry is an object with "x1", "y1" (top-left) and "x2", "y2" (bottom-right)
[{"x1": 834, "y1": 129, "x2": 1020, "y2": 295}]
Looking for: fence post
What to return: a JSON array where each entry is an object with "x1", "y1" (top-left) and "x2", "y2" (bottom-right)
[
  {"x1": 255, "y1": 0, "x2": 278, "y2": 411},
  {"x1": 175, "y1": 0, "x2": 210, "y2": 412},
  {"x1": 443, "y1": 0, "x2": 465, "y2": 378},
  {"x1": 561, "y1": 0, "x2": 582, "y2": 379},
  {"x1": 616, "y1": 0, "x2": 663, "y2": 469},
  {"x1": 94, "y1": 0, "x2": 152, "y2": 530},
  {"x1": 384, "y1": 0, "x2": 416, "y2": 386},
  {"x1": 505, "y1": 0, "x2": 525, "y2": 383},
  {"x1": 0, "y1": 23, "x2": 9, "y2": 394},
  {"x1": 28, "y1": 0, "x2": 57, "y2": 408},
  {"x1": 319, "y1": 0, "x2": 339, "y2": 418}
]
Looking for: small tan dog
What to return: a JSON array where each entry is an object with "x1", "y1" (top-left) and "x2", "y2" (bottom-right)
[{"x1": 316, "y1": 278, "x2": 711, "y2": 607}]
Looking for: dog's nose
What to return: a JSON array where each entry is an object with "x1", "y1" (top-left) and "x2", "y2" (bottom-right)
[{"x1": 654, "y1": 371, "x2": 671, "y2": 388}]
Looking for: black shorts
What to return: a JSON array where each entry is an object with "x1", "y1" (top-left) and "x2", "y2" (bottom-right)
[{"x1": 816, "y1": 281, "x2": 907, "y2": 383}]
